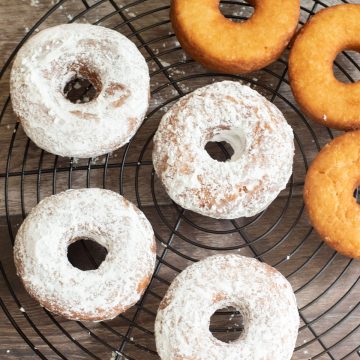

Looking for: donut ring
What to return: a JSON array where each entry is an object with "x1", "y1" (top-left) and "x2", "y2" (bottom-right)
[
  {"x1": 153, "y1": 81, "x2": 294, "y2": 219},
  {"x1": 155, "y1": 255, "x2": 299, "y2": 360},
  {"x1": 289, "y1": 4, "x2": 360, "y2": 130},
  {"x1": 14, "y1": 189, "x2": 156, "y2": 321},
  {"x1": 304, "y1": 131, "x2": 360, "y2": 259},
  {"x1": 10, "y1": 24, "x2": 150, "y2": 158},
  {"x1": 171, "y1": 0, "x2": 300, "y2": 74}
]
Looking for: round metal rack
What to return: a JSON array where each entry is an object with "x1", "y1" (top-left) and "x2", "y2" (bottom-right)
[{"x1": 0, "y1": 1, "x2": 359, "y2": 359}]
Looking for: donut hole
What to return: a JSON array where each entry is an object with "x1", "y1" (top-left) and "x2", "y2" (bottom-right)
[
  {"x1": 333, "y1": 50, "x2": 360, "y2": 83},
  {"x1": 353, "y1": 187, "x2": 360, "y2": 204},
  {"x1": 205, "y1": 141, "x2": 234, "y2": 162},
  {"x1": 67, "y1": 238, "x2": 108, "y2": 271},
  {"x1": 63, "y1": 77, "x2": 98, "y2": 104},
  {"x1": 209, "y1": 306, "x2": 244, "y2": 343},
  {"x1": 63, "y1": 65, "x2": 102, "y2": 104},
  {"x1": 205, "y1": 128, "x2": 246, "y2": 162},
  {"x1": 219, "y1": 1, "x2": 254, "y2": 23}
]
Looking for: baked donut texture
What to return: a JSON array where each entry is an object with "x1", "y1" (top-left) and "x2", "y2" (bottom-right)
[
  {"x1": 289, "y1": 4, "x2": 360, "y2": 130},
  {"x1": 14, "y1": 188, "x2": 156, "y2": 321},
  {"x1": 10, "y1": 24, "x2": 150, "y2": 158},
  {"x1": 171, "y1": 0, "x2": 299, "y2": 74},
  {"x1": 155, "y1": 254, "x2": 299, "y2": 360},
  {"x1": 304, "y1": 132, "x2": 360, "y2": 259},
  {"x1": 153, "y1": 81, "x2": 294, "y2": 219}
]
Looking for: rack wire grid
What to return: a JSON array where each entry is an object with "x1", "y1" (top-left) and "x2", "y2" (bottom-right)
[{"x1": 0, "y1": 0, "x2": 359, "y2": 359}]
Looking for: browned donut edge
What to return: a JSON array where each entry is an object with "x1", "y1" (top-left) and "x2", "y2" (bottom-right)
[{"x1": 304, "y1": 186, "x2": 360, "y2": 259}]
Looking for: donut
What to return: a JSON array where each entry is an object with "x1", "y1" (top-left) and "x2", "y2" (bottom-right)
[
  {"x1": 304, "y1": 131, "x2": 360, "y2": 259},
  {"x1": 289, "y1": 4, "x2": 360, "y2": 130},
  {"x1": 10, "y1": 24, "x2": 150, "y2": 158},
  {"x1": 170, "y1": 0, "x2": 300, "y2": 74},
  {"x1": 14, "y1": 188, "x2": 156, "y2": 321},
  {"x1": 155, "y1": 254, "x2": 299, "y2": 360},
  {"x1": 152, "y1": 81, "x2": 294, "y2": 219}
]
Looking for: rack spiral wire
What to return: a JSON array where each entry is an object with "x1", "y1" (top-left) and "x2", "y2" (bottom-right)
[{"x1": 0, "y1": 0, "x2": 359, "y2": 359}]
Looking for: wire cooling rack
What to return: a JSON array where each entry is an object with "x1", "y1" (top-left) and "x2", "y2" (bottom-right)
[{"x1": 0, "y1": 0, "x2": 359, "y2": 359}]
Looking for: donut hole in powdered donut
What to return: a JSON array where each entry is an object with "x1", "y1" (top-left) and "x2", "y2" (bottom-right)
[
  {"x1": 67, "y1": 237, "x2": 108, "y2": 271},
  {"x1": 209, "y1": 305, "x2": 244, "y2": 343},
  {"x1": 204, "y1": 127, "x2": 247, "y2": 163},
  {"x1": 219, "y1": 0, "x2": 255, "y2": 24},
  {"x1": 205, "y1": 141, "x2": 234, "y2": 162},
  {"x1": 333, "y1": 49, "x2": 360, "y2": 84},
  {"x1": 63, "y1": 63, "x2": 102, "y2": 104}
]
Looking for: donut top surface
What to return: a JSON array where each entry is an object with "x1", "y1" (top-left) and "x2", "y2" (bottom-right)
[
  {"x1": 153, "y1": 81, "x2": 294, "y2": 219},
  {"x1": 289, "y1": 4, "x2": 360, "y2": 130},
  {"x1": 304, "y1": 131, "x2": 360, "y2": 259},
  {"x1": 171, "y1": 0, "x2": 300, "y2": 73},
  {"x1": 10, "y1": 24, "x2": 150, "y2": 158},
  {"x1": 155, "y1": 254, "x2": 299, "y2": 360},
  {"x1": 14, "y1": 188, "x2": 156, "y2": 321}
]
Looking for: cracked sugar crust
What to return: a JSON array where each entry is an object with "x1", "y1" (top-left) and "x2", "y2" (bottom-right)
[
  {"x1": 14, "y1": 188, "x2": 156, "y2": 321},
  {"x1": 155, "y1": 254, "x2": 299, "y2": 360},
  {"x1": 10, "y1": 24, "x2": 150, "y2": 158},
  {"x1": 153, "y1": 81, "x2": 294, "y2": 219}
]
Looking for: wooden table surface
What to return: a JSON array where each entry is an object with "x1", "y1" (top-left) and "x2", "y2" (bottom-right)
[{"x1": 0, "y1": 1, "x2": 359, "y2": 359}]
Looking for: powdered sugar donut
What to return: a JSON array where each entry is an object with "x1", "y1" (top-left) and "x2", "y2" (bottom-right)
[
  {"x1": 10, "y1": 24, "x2": 150, "y2": 158},
  {"x1": 155, "y1": 255, "x2": 299, "y2": 360},
  {"x1": 14, "y1": 188, "x2": 156, "y2": 321},
  {"x1": 153, "y1": 81, "x2": 294, "y2": 219}
]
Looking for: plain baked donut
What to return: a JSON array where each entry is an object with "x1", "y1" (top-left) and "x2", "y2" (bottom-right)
[
  {"x1": 155, "y1": 254, "x2": 299, "y2": 360},
  {"x1": 10, "y1": 24, "x2": 150, "y2": 158},
  {"x1": 171, "y1": 0, "x2": 300, "y2": 73},
  {"x1": 304, "y1": 131, "x2": 360, "y2": 259},
  {"x1": 14, "y1": 188, "x2": 156, "y2": 321},
  {"x1": 289, "y1": 4, "x2": 360, "y2": 130},
  {"x1": 153, "y1": 81, "x2": 294, "y2": 219}
]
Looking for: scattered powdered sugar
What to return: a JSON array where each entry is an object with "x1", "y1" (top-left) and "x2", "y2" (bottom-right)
[
  {"x1": 70, "y1": 157, "x2": 80, "y2": 167},
  {"x1": 110, "y1": 352, "x2": 128, "y2": 360},
  {"x1": 153, "y1": 81, "x2": 294, "y2": 219},
  {"x1": 155, "y1": 255, "x2": 299, "y2": 360},
  {"x1": 10, "y1": 24, "x2": 150, "y2": 158},
  {"x1": 19, "y1": 307, "x2": 26, "y2": 312},
  {"x1": 14, "y1": 189, "x2": 156, "y2": 321},
  {"x1": 30, "y1": 0, "x2": 40, "y2": 6}
]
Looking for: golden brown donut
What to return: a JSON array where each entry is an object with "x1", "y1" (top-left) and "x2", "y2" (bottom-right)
[
  {"x1": 289, "y1": 4, "x2": 360, "y2": 130},
  {"x1": 171, "y1": 0, "x2": 300, "y2": 74},
  {"x1": 304, "y1": 131, "x2": 360, "y2": 259}
]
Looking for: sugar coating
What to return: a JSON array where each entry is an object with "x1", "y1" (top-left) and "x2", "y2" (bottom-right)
[
  {"x1": 155, "y1": 254, "x2": 299, "y2": 360},
  {"x1": 14, "y1": 188, "x2": 156, "y2": 321},
  {"x1": 152, "y1": 81, "x2": 294, "y2": 219},
  {"x1": 10, "y1": 24, "x2": 150, "y2": 158}
]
